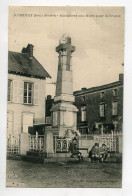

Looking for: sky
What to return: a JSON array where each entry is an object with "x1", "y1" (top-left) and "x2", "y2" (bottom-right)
[{"x1": 8, "y1": 6, "x2": 124, "y2": 97}]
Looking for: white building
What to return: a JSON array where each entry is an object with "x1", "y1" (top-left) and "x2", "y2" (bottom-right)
[{"x1": 7, "y1": 44, "x2": 51, "y2": 135}]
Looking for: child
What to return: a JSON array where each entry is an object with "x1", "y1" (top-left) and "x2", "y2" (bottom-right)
[
  {"x1": 69, "y1": 137, "x2": 83, "y2": 161},
  {"x1": 89, "y1": 143, "x2": 100, "y2": 162},
  {"x1": 99, "y1": 144, "x2": 108, "y2": 162}
]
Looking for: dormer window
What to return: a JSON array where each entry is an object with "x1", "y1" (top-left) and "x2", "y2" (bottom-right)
[
  {"x1": 100, "y1": 91, "x2": 105, "y2": 98},
  {"x1": 113, "y1": 89, "x2": 118, "y2": 96},
  {"x1": 82, "y1": 96, "x2": 86, "y2": 102}
]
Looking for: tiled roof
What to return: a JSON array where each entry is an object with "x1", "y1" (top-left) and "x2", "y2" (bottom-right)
[
  {"x1": 74, "y1": 80, "x2": 123, "y2": 96},
  {"x1": 8, "y1": 51, "x2": 51, "y2": 79}
]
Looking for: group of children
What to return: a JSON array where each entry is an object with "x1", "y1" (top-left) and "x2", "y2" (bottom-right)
[
  {"x1": 89, "y1": 143, "x2": 108, "y2": 163},
  {"x1": 69, "y1": 137, "x2": 108, "y2": 163}
]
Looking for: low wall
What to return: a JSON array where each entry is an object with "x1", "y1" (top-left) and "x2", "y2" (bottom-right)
[
  {"x1": 79, "y1": 134, "x2": 122, "y2": 154},
  {"x1": 79, "y1": 137, "x2": 95, "y2": 152}
]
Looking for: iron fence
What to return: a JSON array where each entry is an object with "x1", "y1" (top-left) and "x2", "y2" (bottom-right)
[
  {"x1": 29, "y1": 135, "x2": 44, "y2": 151},
  {"x1": 7, "y1": 134, "x2": 20, "y2": 155},
  {"x1": 54, "y1": 132, "x2": 118, "y2": 153},
  {"x1": 80, "y1": 132, "x2": 118, "y2": 152},
  {"x1": 95, "y1": 136, "x2": 117, "y2": 152},
  {"x1": 54, "y1": 136, "x2": 71, "y2": 153}
]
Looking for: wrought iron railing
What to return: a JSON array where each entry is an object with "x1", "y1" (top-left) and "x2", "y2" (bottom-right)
[
  {"x1": 79, "y1": 132, "x2": 122, "y2": 139},
  {"x1": 54, "y1": 136, "x2": 71, "y2": 153},
  {"x1": 79, "y1": 132, "x2": 118, "y2": 152},
  {"x1": 29, "y1": 135, "x2": 44, "y2": 151},
  {"x1": 7, "y1": 134, "x2": 20, "y2": 155},
  {"x1": 95, "y1": 136, "x2": 117, "y2": 152},
  {"x1": 54, "y1": 132, "x2": 118, "y2": 153}
]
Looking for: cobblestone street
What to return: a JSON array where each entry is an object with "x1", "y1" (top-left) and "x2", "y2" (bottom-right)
[{"x1": 6, "y1": 160, "x2": 122, "y2": 188}]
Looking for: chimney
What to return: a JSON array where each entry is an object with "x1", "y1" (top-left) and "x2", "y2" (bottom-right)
[
  {"x1": 81, "y1": 87, "x2": 87, "y2": 91},
  {"x1": 119, "y1": 73, "x2": 123, "y2": 81},
  {"x1": 47, "y1": 95, "x2": 52, "y2": 100},
  {"x1": 22, "y1": 44, "x2": 34, "y2": 59}
]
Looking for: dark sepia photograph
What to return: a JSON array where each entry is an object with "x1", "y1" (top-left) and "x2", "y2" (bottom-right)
[{"x1": 6, "y1": 6, "x2": 124, "y2": 188}]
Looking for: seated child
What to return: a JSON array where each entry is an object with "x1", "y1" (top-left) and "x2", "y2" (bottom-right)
[
  {"x1": 89, "y1": 143, "x2": 100, "y2": 162},
  {"x1": 99, "y1": 143, "x2": 108, "y2": 162},
  {"x1": 69, "y1": 137, "x2": 83, "y2": 161}
]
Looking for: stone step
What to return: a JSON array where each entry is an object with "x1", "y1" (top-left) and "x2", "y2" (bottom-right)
[
  {"x1": 109, "y1": 153, "x2": 122, "y2": 158},
  {"x1": 26, "y1": 151, "x2": 42, "y2": 157},
  {"x1": 44, "y1": 157, "x2": 88, "y2": 163},
  {"x1": 7, "y1": 155, "x2": 21, "y2": 161},
  {"x1": 109, "y1": 153, "x2": 122, "y2": 163},
  {"x1": 21, "y1": 152, "x2": 122, "y2": 164},
  {"x1": 21, "y1": 155, "x2": 87, "y2": 164},
  {"x1": 21, "y1": 155, "x2": 44, "y2": 164},
  {"x1": 52, "y1": 152, "x2": 71, "y2": 158},
  {"x1": 53, "y1": 152, "x2": 88, "y2": 158}
]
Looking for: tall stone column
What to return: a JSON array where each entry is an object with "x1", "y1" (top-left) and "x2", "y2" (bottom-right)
[{"x1": 51, "y1": 34, "x2": 78, "y2": 137}]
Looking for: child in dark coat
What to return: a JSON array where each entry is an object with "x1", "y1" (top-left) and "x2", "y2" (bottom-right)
[
  {"x1": 89, "y1": 143, "x2": 108, "y2": 162},
  {"x1": 69, "y1": 137, "x2": 83, "y2": 161},
  {"x1": 89, "y1": 143, "x2": 100, "y2": 162}
]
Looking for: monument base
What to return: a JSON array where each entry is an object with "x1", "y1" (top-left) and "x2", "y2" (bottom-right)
[{"x1": 51, "y1": 102, "x2": 78, "y2": 137}]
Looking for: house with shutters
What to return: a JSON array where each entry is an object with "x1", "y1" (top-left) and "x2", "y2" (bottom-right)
[{"x1": 7, "y1": 44, "x2": 51, "y2": 135}]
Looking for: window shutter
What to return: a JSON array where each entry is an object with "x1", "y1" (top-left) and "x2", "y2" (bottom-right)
[
  {"x1": 81, "y1": 110, "x2": 86, "y2": 121},
  {"x1": 7, "y1": 111, "x2": 14, "y2": 134},
  {"x1": 18, "y1": 81, "x2": 23, "y2": 103},
  {"x1": 81, "y1": 106, "x2": 86, "y2": 121},
  {"x1": 34, "y1": 83, "x2": 39, "y2": 105},
  {"x1": 112, "y1": 102, "x2": 118, "y2": 115},
  {"x1": 13, "y1": 80, "x2": 19, "y2": 103},
  {"x1": 100, "y1": 104, "x2": 104, "y2": 117}
]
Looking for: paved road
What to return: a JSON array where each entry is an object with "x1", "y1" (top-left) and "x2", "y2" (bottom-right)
[{"x1": 6, "y1": 160, "x2": 122, "y2": 188}]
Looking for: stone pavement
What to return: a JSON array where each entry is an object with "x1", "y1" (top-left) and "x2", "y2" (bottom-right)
[{"x1": 6, "y1": 160, "x2": 122, "y2": 188}]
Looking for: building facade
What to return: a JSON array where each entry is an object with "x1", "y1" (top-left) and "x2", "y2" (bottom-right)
[
  {"x1": 74, "y1": 74, "x2": 123, "y2": 134},
  {"x1": 45, "y1": 74, "x2": 123, "y2": 135},
  {"x1": 7, "y1": 44, "x2": 51, "y2": 135}
]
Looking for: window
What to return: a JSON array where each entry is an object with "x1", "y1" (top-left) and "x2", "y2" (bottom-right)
[
  {"x1": 82, "y1": 96, "x2": 86, "y2": 102},
  {"x1": 113, "y1": 89, "x2": 118, "y2": 96},
  {"x1": 46, "y1": 116, "x2": 51, "y2": 124},
  {"x1": 24, "y1": 82, "x2": 33, "y2": 104},
  {"x1": 8, "y1": 79, "x2": 12, "y2": 101},
  {"x1": 81, "y1": 106, "x2": 86, "y2": 121},
  {"x1": 95, "y1": 122, "x2": 102, "y2": 129},
  {"x1": 80, "y1": 128, "x2": 88, "y2": 135},
  {"x1": 100, "y1": 91, "x2": 105, "y2": 98},
  {"x1": 112, "y1": 101, "x2": 118, "y2": 115},
  {"x1": 100, "y1": 103, "x2": 105, "y2": 117}
]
